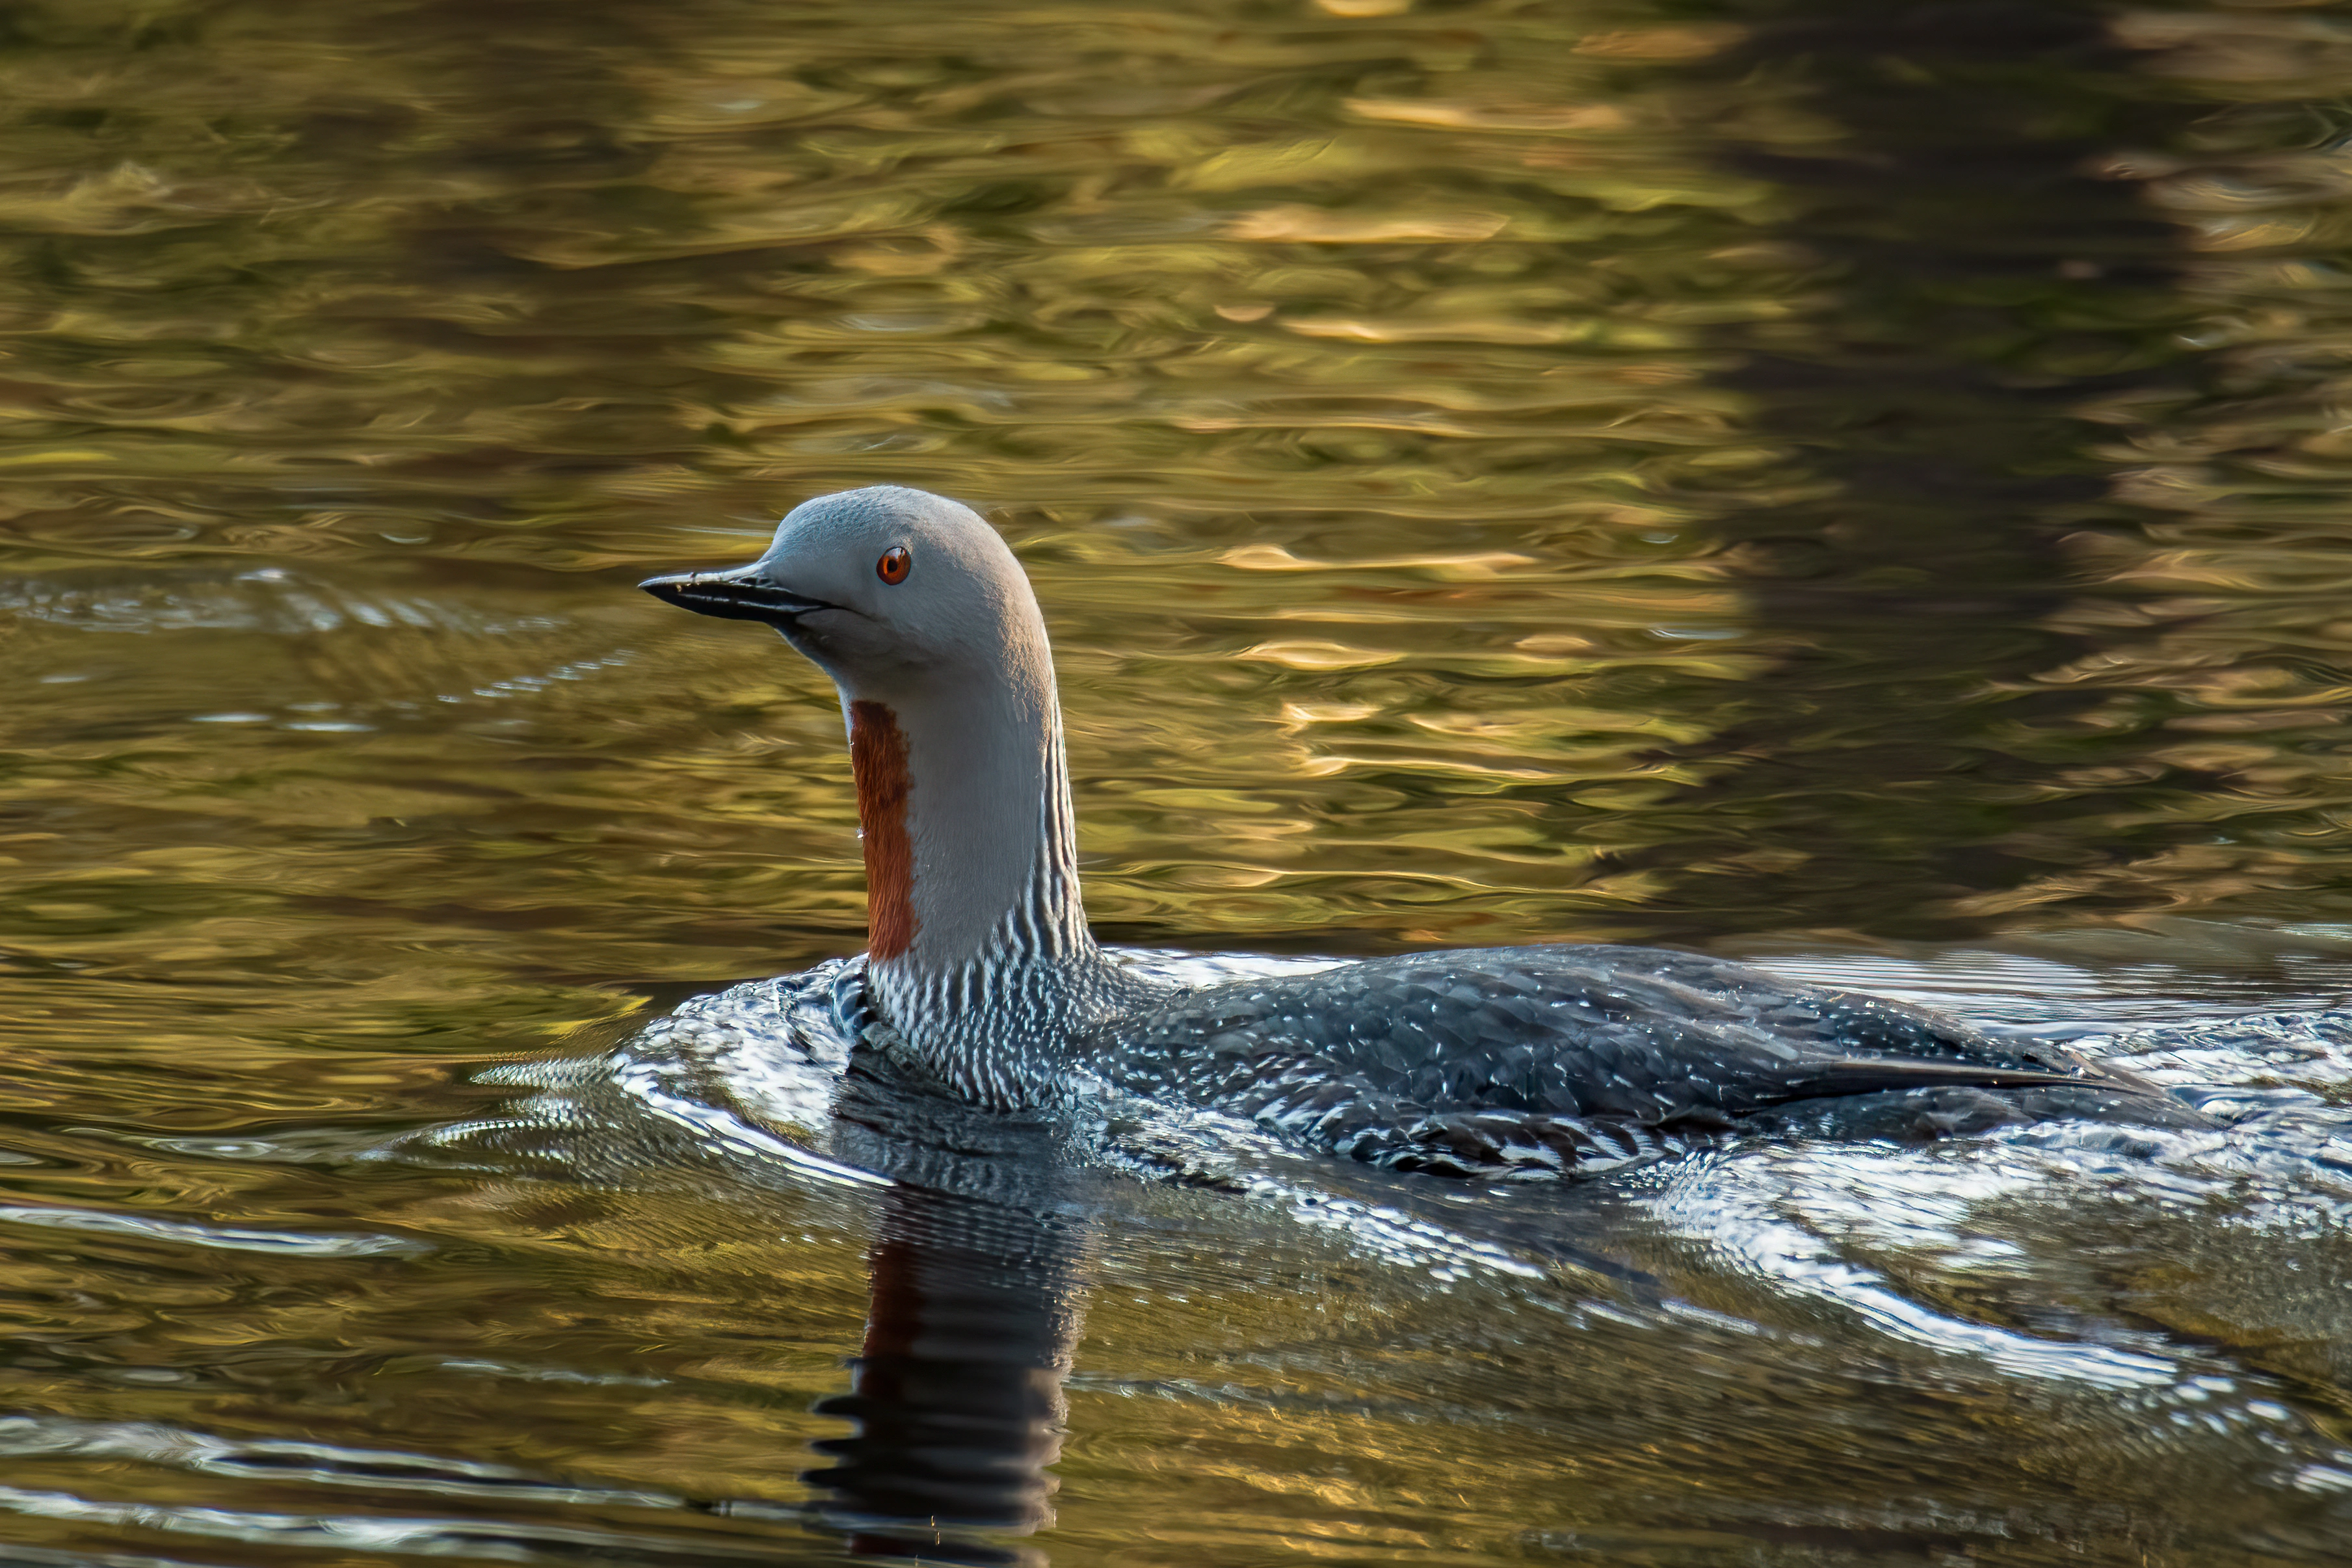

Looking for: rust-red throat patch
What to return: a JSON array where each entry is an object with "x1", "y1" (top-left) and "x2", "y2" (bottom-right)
[{"x1": 848, "y1": 700, "x2": 916, "y2": 960}]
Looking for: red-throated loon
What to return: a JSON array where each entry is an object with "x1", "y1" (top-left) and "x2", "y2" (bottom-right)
[{"x1": 641, "y1": 486, "x2": 2207, "y2": 1178}]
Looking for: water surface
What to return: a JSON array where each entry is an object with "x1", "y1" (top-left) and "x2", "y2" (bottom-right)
[{"x1": 3, "y1": 1, "x2": 2352, "y2": 1563}]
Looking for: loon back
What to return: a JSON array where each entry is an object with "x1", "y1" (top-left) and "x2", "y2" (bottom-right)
[
  {"x1": 641, "y1": 486, "x2": 2207, "y2": 1173},
  {"x1": 1090, "y1": 945, "x2": 2202, "y2": 1176}
]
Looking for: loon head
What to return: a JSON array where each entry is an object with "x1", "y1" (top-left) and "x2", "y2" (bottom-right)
[
  {"x1": 641, "y1": 486, "x2": 1107, "y2": 1102},
  {"x1": 639, "y1": 485, "x2": 1047, "y2": 699}
]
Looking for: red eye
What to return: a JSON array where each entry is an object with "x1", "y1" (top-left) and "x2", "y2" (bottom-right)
[{"x1": 877, "y1": 545, "x2": 910, "y2": 584}]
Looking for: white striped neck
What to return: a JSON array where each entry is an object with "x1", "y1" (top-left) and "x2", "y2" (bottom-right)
[
  {"x1": 849, "y1": 678, "x2": 1142, "y2": 1108},
  {"x1": 638, "y1": 484, "x2": 1161, "y2": 1106}
]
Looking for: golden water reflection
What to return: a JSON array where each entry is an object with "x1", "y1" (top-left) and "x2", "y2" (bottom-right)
[{"x1": 5, "y1": 1, "x2": 2352, "y2": 1564}]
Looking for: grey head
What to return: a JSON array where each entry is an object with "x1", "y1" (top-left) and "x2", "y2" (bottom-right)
[
  {"x1": 639, "y1": 486, "x2": 1049, "y2": 705},
  {"x1": 642, "y1": 487, "x2": 1128, "y2": 1106}
]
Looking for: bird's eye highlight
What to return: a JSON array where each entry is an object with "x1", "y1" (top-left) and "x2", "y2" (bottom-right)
[{"x1": 877, "y1": 545, "x2": 911, "y2": 585}]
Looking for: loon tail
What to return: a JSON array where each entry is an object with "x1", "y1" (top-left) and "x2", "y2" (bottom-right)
[
  {"x1": 1781, "y1": 1057, "x2": 2148, "y2": 1102},
  {"x1": 1759, "y1": 1053, "x2": 2218, "y2": 1134}
]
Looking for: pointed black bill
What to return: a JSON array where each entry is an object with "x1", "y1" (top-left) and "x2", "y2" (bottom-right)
[{"x1": 640, "y1": 566, "x2": 834, "y2": 625}]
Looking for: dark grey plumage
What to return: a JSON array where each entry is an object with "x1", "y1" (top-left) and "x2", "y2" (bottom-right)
[{"x1": 1087, "y1": 945, "x2": 2207, "y2": 1177}]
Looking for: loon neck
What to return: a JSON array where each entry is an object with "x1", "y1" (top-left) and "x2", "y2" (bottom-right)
[
  {"x1": 847, "y1": 688, "x2": 1091, "y2": 973},
  {"x1": 846, "y1": 665, "x2": 1120, "y2": 1101}
]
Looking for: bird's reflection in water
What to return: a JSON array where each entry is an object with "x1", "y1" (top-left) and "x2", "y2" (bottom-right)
[
  {"x1": 806, "y1": 1186, "x2": 1085, "y2": 1564},
  {"x1": 423, "y1": 988, "x2": 1114, "y2": 1565},
  {"x1": 804, "y1": 1073, "x2": 1096, "y2": 1565}
]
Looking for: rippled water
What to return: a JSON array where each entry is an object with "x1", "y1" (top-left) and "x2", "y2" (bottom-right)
[{"x1": 5, "y1": 1, "x2": 2352, "y2": 1562}]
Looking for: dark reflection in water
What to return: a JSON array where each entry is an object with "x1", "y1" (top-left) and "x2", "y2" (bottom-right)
[
  {"x1": 808, "y1": 1184, "x2": 1082, "y2": 1565},
  {"x1": 795, "y1": 1071, "x2": 1094, "y2": 1565},
  {"x1": 1654, "y1": 0, "x2": 2207, "y2": 933}
]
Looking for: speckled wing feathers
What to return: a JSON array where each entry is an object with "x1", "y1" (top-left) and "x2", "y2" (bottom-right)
[{"x1": 1090, "y1": 945, "x2": 2189, "y2": 1177}]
